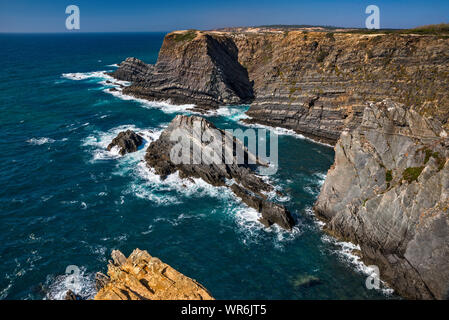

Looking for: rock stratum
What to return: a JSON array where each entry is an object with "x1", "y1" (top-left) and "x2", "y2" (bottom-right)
[
  {"x1": 145, "y1": 114, "x2": 295, "y2": 230},
  {"x1": 94, "y1": 249, "x2": 214, "y2": 300},
  {"x1": 112, "y1": 28, "x2": 449, "y2": 144},
  {"x1": 315, "y1": 100, "x2": 448, "y2": 299}
]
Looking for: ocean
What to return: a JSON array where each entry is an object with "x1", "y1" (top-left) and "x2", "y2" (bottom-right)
[{"x1": 0, "y1": 33, "x2": 393, "y2": 299}]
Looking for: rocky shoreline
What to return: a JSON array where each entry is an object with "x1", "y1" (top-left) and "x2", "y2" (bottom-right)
[{"x1": 107, "y1": 28, "x2": 449, "y2": 299}]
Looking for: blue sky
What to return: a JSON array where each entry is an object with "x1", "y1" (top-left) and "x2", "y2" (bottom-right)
[{"x1": 0, "y1": 0, "x2": 448, "y2": 33}]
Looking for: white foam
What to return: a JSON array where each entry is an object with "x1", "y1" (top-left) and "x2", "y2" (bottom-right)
[
  {"x1": 104, "y1": 87, "x2": 197, "y2": 114},
  {"x1": 62, "y1": 69, "x2": 209, "y2": 116},
  {"x1": 231, "y1": 202, "x2": 302, "y2": 247},
  {"x1": 62, "y1": 71, "x2": 111, "y2": 81},
  {"x1": 241, "y1": 121, "x2": 333, "y2": 147},
  {"x1": 133, "y1": 161, "x2": 301, "y2": 245},
  {"x1": 27, "y1": 137, "x2": 55, "y2": 145},
  {"x1": 134, "y1": 162, "x2": 232, "y2": 201},
  {"x1": 82, "y1": 124, "x2": 160, "y2": 161},
  {"x1": 204, "y1": 105, "x2": 250, "y2": 121},
  {"x1": 44, "y1": 267, "x2": 96, "y2": 300},
  {"x1": 321, "y1": 233, "x2": 394, "y2": 296}
]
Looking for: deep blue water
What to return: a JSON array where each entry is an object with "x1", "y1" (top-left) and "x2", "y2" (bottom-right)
[{"x1": 0, "y1": 33, "x2": 391, "y2": 300}]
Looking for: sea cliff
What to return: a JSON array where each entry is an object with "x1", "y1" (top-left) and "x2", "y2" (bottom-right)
[
  {"x1": 110, "y1": 26, "x2": 449, "y2": 299},
  {"x1": 315, "y1": 100, "x2": 448, "y2": 299},
  {"x1": 113, "y1": 27, "x2": 449, "y2": 144}
]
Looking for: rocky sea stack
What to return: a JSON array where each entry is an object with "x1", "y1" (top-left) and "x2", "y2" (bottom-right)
[
  {"x1": 145, "y1": 114, "x2": 295, "y2": 230},
  {"x1": 107, "y1": 129, "x2": 143, "y2": 155},
  {"x1": 94, "y1": 249, "x2": 214, "y2": 300}
]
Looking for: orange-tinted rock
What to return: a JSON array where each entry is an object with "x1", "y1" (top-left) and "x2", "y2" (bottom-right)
[{"x1": 95, "y1": 249, "x2": 214, "y2": 300}]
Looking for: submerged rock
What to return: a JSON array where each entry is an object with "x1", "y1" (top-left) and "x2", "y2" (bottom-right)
[
  {"x1": 292, "y1": 274, "x2": 322, "y2": 289},
  {"x1": 145, "y1": 114, "x2": 295, "y2": 230},
  {"x1": 107, "y1": 129, "x2": 143, "y2": 155},
  {"x1": 315, "y1": 100, "x2": 449, "y2": 299},
  {"x1": 95, "y1": 249, "x2": 214, "y2": 300}
]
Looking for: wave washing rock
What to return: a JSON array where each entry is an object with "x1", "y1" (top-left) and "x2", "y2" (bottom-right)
[
  {"x1": 111, "y1": 57, "x2": 154, "y2": 82},
  {"x1": 107, "y1": 130, "x2": 143, "y2": 155},
  {"x1": 145, "y1": 114, "x2": 295, "y2": 230},
  {"x1": 95, "y1": 249, "x2": 214, "y2": 300},
  {"x1": 112, "y1": 28, "x2": 449, "y2": 144},
  {"x1": 315, "y1": 100, "x2": 449, "y2": 299}
]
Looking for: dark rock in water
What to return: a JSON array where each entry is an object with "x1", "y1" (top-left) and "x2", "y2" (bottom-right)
[
  {"x1": 231, "y1": 183, "x2": 294, "y2": 230},
  {"x1": 95, "y1": 272, "x2": 110, "y2": 291},
  {"x1": 315, "y1": 100, "x2": 449, "y2": 299},
  {"x1": 145, "y1": 114, "x2": 294, "y2": 230},
  {"x1": 107, "y1": 130, "x2": 143, "y2": 155},
  {"x1": 64, "y1": 289, "x2": 81, "y2": 300},
  {"x1": 108, "y1": 87, "x2": 118, "y2": 92}
]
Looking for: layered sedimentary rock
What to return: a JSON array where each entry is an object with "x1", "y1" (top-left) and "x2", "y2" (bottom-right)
[
  {"x1": 113, "y1": 30, "x2": 254, "y2": 110},
  {"x1": 315, "y1": 100, "x2": 449, "y2": 299},
  {"x1": 112, "y1": 28, "x2": 449, "y2": 144},
  {"x1": 111, "y1": 57, "x2": 154, "y2": 82},
  {"x1": 145, "y1": 114, "x2": 295, "y2": 230},
  {"x1": 95, "y1": 249, "x2": 214, "y2": 300},
  {"x1": 107, "y1": 129, "x2": 143, "y2": 155}
]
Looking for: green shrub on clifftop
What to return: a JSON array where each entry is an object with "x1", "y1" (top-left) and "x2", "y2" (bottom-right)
[{"x1": 171, "y1": 30, "x2": 197, "y2": 42}]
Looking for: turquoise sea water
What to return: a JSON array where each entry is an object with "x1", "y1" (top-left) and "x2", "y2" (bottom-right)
[{"x1": 0, "y1": 33, "x2": 392, "y2": 300}]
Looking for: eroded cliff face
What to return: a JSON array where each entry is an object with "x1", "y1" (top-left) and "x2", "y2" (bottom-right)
[
  {"x1": 234, "y1": 31, "x2": 449, "y2": 144},
  {"x1": 114, "y1": 31, "x2": 254, "y2": 110},
  {"x1": 315, "y1": 100, "x2": 449, "y2": 299},
  {"x1": 95, "y1": 249, "x2": 214, "y2": 300},
  {"x1": 113, "y1": 29, "x2": 449, "y2": 144}
]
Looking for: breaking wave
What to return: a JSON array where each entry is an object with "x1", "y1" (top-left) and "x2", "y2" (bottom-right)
[
  {"x1": 44, "y1": 266, "x2": 96, "y2": 300},
  {"x1": 27, "y1": 137, "x2": 56, "y2": 145}
]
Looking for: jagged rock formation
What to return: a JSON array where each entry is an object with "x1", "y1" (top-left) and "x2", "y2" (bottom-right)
[
  {"x1": 111, "y1": 57, "x2": 154, "y2": 82},
  {"x1": 145, "y1": 114, "x2": 295, "y2": 230},
  {"x1": 315, "y1": 100, "x2": 449, "y2": 299},
  {"x1": 95, "y1": 249, "x2": 214, "y2": 300},
  {"x1": 112, "y1": 29, "x2": 449, "y2": 144},
  {"x1": 107, "y1": 130, "x2": 143, "y2": 155}
]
